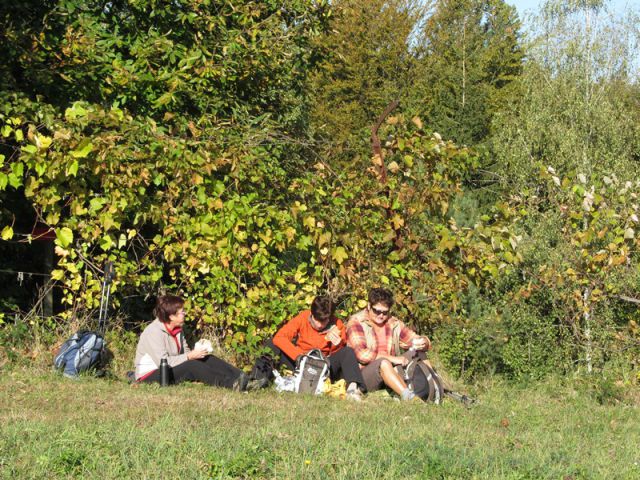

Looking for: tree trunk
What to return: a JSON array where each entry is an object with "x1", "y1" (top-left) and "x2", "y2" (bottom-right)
[{"x1": 583, "y1": 287, "x2": 593, "y2": 373}]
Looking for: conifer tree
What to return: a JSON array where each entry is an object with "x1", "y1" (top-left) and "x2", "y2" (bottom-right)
[
  {"x1": 308, "y1": 0, "x2": 429, "y2": 156},
  {"x1": 413, "y1": 0, "x2": 523, "y2": 146}
]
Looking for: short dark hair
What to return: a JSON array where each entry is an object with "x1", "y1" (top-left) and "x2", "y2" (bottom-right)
[
  {"x1": 154, "y1": 295, "x2": 185, "y2": 323},
  {"x1": 368, "y1": 288, "x2": 394, "y2": 308},
  {"x1": 310, "y1": 295, "x2": 334, "y2": 321}
]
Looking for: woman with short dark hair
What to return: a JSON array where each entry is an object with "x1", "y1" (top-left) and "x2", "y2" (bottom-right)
[{"x1": 134, "y1": 294, "x2": 253, "y2": 390}]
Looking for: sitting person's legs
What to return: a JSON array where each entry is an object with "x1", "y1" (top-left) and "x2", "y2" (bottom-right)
[
  {"x1": 327, "y1": 346, "x2": 366, "y2": 392},
  {"x1": 141, "y1": 356, "x2": 243, "y2": 389},
  {"x1": 379, "y1": 359, "x2": 410, "y2": 397},
  {"x1": 250, "y1": 338, "x2": 296, "y2": 380},
  {"x1": 361, "y1": 358, "x2": 414, "y2": 400},
  {"x1": 360, "y1": 358, "x2": 387, "y2": 392}
]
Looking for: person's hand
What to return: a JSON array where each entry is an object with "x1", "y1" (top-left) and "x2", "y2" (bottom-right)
[
  {"x1": 188, "y1": 347, "x2": 209, "y2": 360},
  {"x1": 412, "y1": 336, "x2": 431, "y2": 351},
  {"x1": 392, "y1": 355, "x2": 409, "y2": 367}
]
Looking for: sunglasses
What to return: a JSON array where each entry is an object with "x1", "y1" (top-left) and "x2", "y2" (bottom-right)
[{"x1": 370, "y1": 306, "x2": 390, "y2": 317}]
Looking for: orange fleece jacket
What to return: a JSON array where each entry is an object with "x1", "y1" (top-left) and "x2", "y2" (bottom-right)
[{"x1": 273, "y1": 310, "x2": 347, "y2": 360}]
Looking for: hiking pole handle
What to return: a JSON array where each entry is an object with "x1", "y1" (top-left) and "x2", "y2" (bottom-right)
[{"x1": 104, "y1": 261, "x2": 115, "y2": 284}]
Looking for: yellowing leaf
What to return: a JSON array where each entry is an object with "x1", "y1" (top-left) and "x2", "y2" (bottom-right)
[
  {"x1": 391, "y1": 214, "x2": 404, "y2": 229},
  {"x1": 65, "y1": 103, "x2": 88, "y2": 120},
  {"x1": 318, "y1": 231, "x2": 331, "y2": 247},
  {"x1": 1, "y1": 226, "x2": 13, "y2": 241},
  {"x1": 247, "y1": 288, "x2": 262, "y2": 301},
  {"x1": 70, "y1": 139, "x2": 93, "y2": 158},
  {"x1": 332, "y1": 246, "x2": 348, "y2": 265},
  {"x1": 56, "y1": 227, "x2": 73, "y2": 247},
  {"x1": 303, "y1": 216, "x2": 316, "y2": 229},
  {"x1": 284, "y1": 227, "x2": 296, "y2": 242},
  {"x1": 34, "y1": 134, "x2": 52, "y2": 150},
  {"x1": 51, "y1": 269, "x2": 64, "y2": 281}
]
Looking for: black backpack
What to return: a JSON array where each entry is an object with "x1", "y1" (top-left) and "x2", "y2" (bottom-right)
[
  {"x1": 397, "y1": 355, "x2": 475, "y2": 406},
  {"x1": 399, "y1": 359, "x2": 445, "y2": 404}
]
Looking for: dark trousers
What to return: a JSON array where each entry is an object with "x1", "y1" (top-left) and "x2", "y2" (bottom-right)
[
  {"x1": 142, "y1": 355, "x2": 242, "y2": 389},
  {"x1": 253, "y1": 339, "x2": 367, "y2": 392}
]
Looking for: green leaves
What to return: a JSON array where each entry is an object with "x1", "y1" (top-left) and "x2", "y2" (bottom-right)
[
  {"x1": 99, "y1": 235, "x2": 113, "y2": 251},
  {"x1": 66, "y1": 159, "x2": 79, "y2": 177},
  {"x1": 70, "y1": 140, "x2": 93, "y2": 159},
  {"x1": 8, "y1": 162, "x2": 24, "y2": 188},
  {"x1": 64, "y1": 103, "x2": 89, "y2": 121},
  {"x1": 55, "y1": 227, "x2": 73, "y2": 247},
  {"x1": 0, "y1": 0, "x2": 526, "y2": 358}
]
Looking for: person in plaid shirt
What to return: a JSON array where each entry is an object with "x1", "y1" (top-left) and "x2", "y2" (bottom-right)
[{"x1": 346, "y1": 288, "x2": 431, "y2": 401}]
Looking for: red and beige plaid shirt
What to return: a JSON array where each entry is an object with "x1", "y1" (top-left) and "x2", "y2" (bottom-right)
[{"x1": 346, "y1": 309, "x2": 416, "y2": 365}]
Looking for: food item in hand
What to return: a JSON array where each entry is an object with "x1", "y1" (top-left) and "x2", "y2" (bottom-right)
[{"x1": 194, "y1": 339, "x2": 214, "y2": 354}]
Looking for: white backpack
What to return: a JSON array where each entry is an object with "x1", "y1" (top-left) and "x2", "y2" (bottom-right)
[
  {"x1": 274, "y1": 349, "x2": 330, "y2": 395},
  {"x1": 294, "y1": 349, "x2": 330, "y2": 394}
]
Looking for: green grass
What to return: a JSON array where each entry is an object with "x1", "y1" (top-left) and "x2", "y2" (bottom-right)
[{"x1": 0, "y1": 367, "x2": 638, "y2": 479}]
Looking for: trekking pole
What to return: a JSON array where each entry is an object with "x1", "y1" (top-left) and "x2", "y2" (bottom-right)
[
  {"x1": 444, "y1": 389, "x2": 476, "y2": 407},
  {"x1": 97, "y1": 261, "x2": 114, "y2": 334}
]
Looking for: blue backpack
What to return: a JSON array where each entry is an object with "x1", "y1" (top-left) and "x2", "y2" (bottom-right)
[
  {"x1": 54, "y1": 262, "x2": 114, "y2": 378},
  {"x1": 54, "y1": 330, "x2": 106, "y2": 378}
]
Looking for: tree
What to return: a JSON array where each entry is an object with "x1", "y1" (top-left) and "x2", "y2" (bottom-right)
[
  {"x1": 413, "y1": 0, "x2": 523, "y2": 146},
  {"x1": 490, "y1": 0, "x2": 640, "y2": 189},
  {"x1": 307, "y1": 0, "x2": 429, "y2": 156},
  {"x1": 485, "y1": 0, "x2": 640, "y2": 375},
  {"x1": 0, "y1": 0, "x2": 331, "y2": 350}
]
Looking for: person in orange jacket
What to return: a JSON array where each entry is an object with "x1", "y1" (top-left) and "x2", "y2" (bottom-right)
[{"x1": 252, "y1": 295, "x2": 366, "y2": 400}]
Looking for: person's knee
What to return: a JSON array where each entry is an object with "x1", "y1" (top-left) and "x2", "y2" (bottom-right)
[
  {"x1": 186, "y1": 359, "x2": 210, "y2": 375},
  {"x1": 264, "y1": 338, "x2": 280, "y2": 355},
  {"x1": 341, "y1": 346, "x2": 357, "y2": 359},
  {"x1": 379, "y1": 359, "x2": 393, "y2": 373}
]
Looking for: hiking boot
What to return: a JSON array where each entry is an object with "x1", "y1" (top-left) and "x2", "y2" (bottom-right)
[
  {"x1": 232, "y1": 373, "x2": 249, "y2": 392},
  {"x1": 346, "y1": 382, "x2": 363, "y2": 402},
  {"x1": 247, "y1": 377, "x2": 270, "y2": 391},
  {"x1": 400, "y1": 388, "x2": 416, "y2": 402}
]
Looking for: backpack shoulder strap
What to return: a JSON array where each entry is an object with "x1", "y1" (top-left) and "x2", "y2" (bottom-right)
[
  {"x1": 416, "y1": 361, "x2": 444, "y2": 404},
  {"x1": 359, "y1": 320, "x2": 376, "y2": 351},
  {"x1": 391, "y1": 321, "x2": 402, "y2": 356}
]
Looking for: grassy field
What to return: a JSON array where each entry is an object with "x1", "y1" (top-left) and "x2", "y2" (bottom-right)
[{"x1": 0, "y1": 366, "x2": 638, "y2": 479}]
